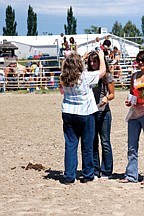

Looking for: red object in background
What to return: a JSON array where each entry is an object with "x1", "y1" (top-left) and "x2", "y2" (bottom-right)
[
  {"x1": 100, "y1": 45, "x2": 105, "y2": 50},
  {"x1": 33, "y1": 55, "x2": 41, "y2": 59}
]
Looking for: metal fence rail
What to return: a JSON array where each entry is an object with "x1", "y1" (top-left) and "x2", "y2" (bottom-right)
[{"x1": 0, "y1": 57, "x2": 136, "y2": 92}]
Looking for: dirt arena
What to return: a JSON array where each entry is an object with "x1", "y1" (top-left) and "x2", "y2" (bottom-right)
[{"x1": 0, "y1": 90, "x2": 143, "y2": 216}]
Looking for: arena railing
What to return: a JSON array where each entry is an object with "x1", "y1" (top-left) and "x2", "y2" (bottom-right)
[{"x1": 0, "y1": 57, "x2": 135, "y2": 92}]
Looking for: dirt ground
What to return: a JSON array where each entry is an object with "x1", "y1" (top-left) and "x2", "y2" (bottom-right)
[{"x1": 0, "y1": 90, "x2": 143, "y2": 216}]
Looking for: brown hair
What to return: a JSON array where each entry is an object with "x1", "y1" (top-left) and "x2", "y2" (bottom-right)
[
  {"x1": 69, "y1": 37, "x2": 75, "y2": 44},
  {"x1": 87, "y1": 51, "x2": 111, "y2": 84},
  {"x1": 136, "y1": 51, "x2": 144, "y2": 63},
  {"x1": 60, "y1": 53, "x2": 84, "y2": 87}
]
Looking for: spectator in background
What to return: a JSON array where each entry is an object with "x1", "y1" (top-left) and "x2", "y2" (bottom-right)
[
  {"x1": 4, "y1": 62, "x2": 17, "y2": 91},
  {"x1": 62, "y1": 36, "x2": 69, "y2": 51},
  {"x1": 110, "y1": 46, "x2": 121, "y2": 64},
  {"x1": 54, "y1": 33, "x2": 64, "y2": 57},
  {"x1": 103, "y1": 35, "x2": 112, "y2": 61},
  {"x1": 0, "y1": 69, "x2": 5, "y2": 92},
  {"x1": 34, "y1": 62, "x2": 41, "y2": 90},
  {"x1": 28, "y1": 74, "x2": 35, "y2": 93},
  {"x1": 23, "y1": 62, "x2": 35, "y2": 92},
  {"x1": 63, "y1": 36, "x2": 71, "y2": 58},
  {"x1": 31, "y1": 62, "x2": 37, "y2": 74},
  {"x1": 69, "y1": 37, "x2": 77, "y2": 51},
  {"x1": 103, "y1": 35, "x2": 111, "y2": 50},
  {"x1": 48, "y1": 72, "x2": 55, "y2": 89},
  {"x1": 110, "y1": 60, "x2": 124, "y2": 89},
  {"x1": 92, "y1": 37, "x2": 102, "y2": 51},
  {"x1": 23, "y1": 65, "x2": 31, "y2": 82},
  {"x1": 63, "y1": 47, "x2": 71, "y2": 58},
  {"x1": 110, "y1": 60, "x2": 122, "y2": 79}
]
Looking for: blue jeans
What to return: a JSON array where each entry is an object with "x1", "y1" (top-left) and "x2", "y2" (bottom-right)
[
  {"x1": 59, "y1": 48, "x2": 64, "y2": 57},
  {"x1": 0, "y1": 87, "x2": 5, "y2": 92},
  {"x1": 93, "y1": 110, "x2": 113, "y2": 177},
  {"x1": 62, "y1": 113, "x2": 95, "y2": 182},
  {"x1": 30, "y1": 81, "x2": 35, "y2": 93},
  {"x1": 125, "y1": 115, "x2": 144, "y2": 182}
]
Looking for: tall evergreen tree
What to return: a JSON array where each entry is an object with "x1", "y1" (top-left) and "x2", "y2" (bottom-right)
[
  {"x1": 64, "y1": 6, "x2": 77, "y2": 35},
  {"x1": 3, "y1": 5, "x2": 18, "y2": 36},
  {"x1": 27, "y1": 5, "x2": 38, "y2": 36},
  {"x1": 112, "y1": 21, "x2": 123, "y2": 37}
]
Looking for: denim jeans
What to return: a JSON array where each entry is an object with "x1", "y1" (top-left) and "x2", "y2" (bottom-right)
[
  {"x1": 62, "y1": 113, "x2": 95, "y2": 182},
  {"x1": 59, "y1": 48, "x2": 64, "y2": 57},
  {"x1": 93, "y1": 110, "x2": 113, "y2": 177},
  {"x1": 125, "y1": 115, "x2": 144, "y2": 182},
  {"x1": 30, "y1": 81, "x2": 35, "y2": 93}
]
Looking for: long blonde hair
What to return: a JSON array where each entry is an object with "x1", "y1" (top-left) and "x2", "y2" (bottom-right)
[{"x1": 60, "y1": 53, "x2": 84, "y2": 87}]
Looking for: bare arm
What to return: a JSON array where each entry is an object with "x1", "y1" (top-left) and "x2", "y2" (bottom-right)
[
  {"x1": 107, "y1": 81, "x2": 115, "y2": 101},
  {"x1": 99, "y1": 81, "x2": 114, "y2": 107},
  {"x1": 98, "y1": 50, "x2": 106, "y2": 79}
]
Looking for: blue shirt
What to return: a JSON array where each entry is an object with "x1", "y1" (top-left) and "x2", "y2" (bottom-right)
[{"x1": 61, "y1": 70, "x2": 100, "y2": 115}]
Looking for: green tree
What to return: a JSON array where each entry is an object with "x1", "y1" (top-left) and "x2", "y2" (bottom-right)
[
  {"x1": 111, "y1": 21, "x2": 123, "y2": 37},
  {"x1": 84, "y1": 25, "x2": 99, "y2": 34},
  {"x1": 27, "y1": 5, "x2": 38, "y2": 36},
  {"x1": 122, "y1": 21, "x2": 142, "y2": 44},
  {"x1": 142, "y1": 16, "x2": 144, "y2": 35},
  {"x1": 64, "y1": 6, "x2": 77, "y2": 35},
  {"x1": 3, "y1": 5, "x2": 18, "y2": 36}
]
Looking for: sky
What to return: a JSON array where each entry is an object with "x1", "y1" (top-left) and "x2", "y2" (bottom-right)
[{"x1": 0, "y1": 0, "x2": 143, "y2": 36}]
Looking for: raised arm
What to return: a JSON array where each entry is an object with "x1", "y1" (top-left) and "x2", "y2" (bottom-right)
[{"x1": 97, "y1": 50, "x2": 106, "y2": 79}]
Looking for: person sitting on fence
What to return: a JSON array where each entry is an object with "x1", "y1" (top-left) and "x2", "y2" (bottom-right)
[
  {"x1": 4, "y1": 62, "x2": 17, "y2": 91},
  {"x1": 23, "y1": 65, "x2": 31, "y2": 82},
  {"x1": 23, "y1": 62, "x2": 35, "y2": 92},
  {"x1": 31, "y1": 62, "x2": 37, "y2": 74}
]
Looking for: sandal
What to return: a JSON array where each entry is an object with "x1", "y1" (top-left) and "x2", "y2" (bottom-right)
[{"x1": 141, "y1": 181, "x2": 144, "y2": 185}]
